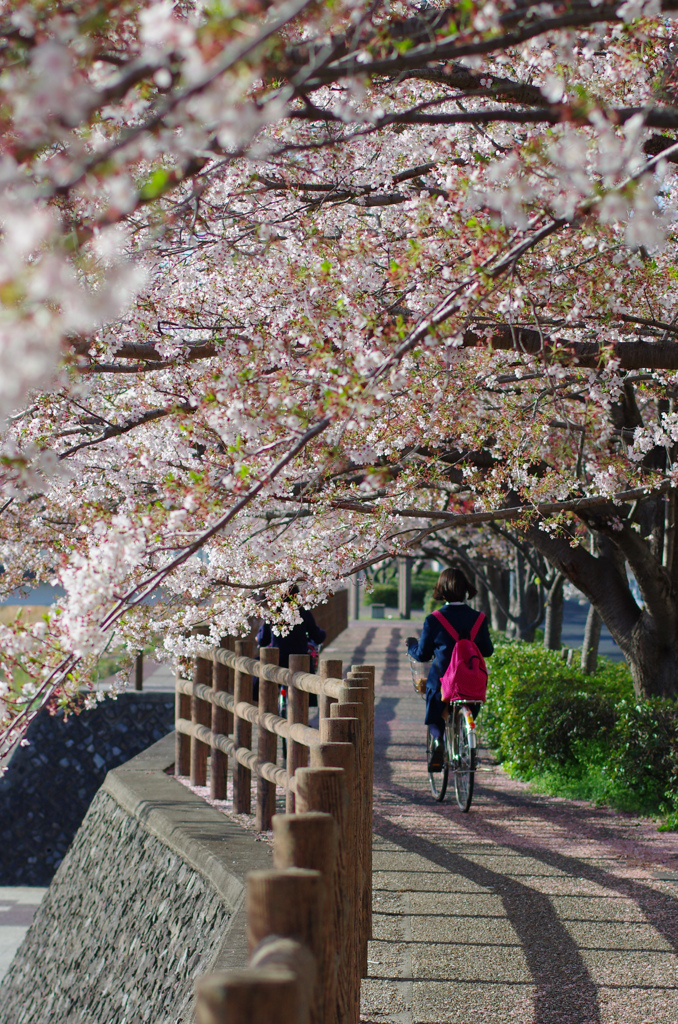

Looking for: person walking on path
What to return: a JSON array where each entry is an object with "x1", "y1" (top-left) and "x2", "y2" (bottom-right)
[
  {"x1": 256, "y1": 585, "x2": 326, "y2": 669},
  {"x1": 406, "y1": 567, "x2": 493, "y2": 771}
]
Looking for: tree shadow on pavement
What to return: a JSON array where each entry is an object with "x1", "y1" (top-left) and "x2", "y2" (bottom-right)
[
  {"x1": 372, "y1": 808, "x2": 602, "y2": 1024},
  {"x1": 350, "y1": 627, "x2": 378, "y2": 667},
  {"x1": 372, "y1": 695, "x2": 678, "y2": 1023},
  {"x1": 473, "y1": 779, "x2": 678, "y2": 865},
  {"x1": 465, "y1": 784, "x2": 678, "y2": 956},
  {"x1": 381, "y1": 628, "x2": 403, "y2": 687}
]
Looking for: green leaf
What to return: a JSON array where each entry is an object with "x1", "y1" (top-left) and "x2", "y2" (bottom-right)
[{"x1": 139, "y1": 167, "x2": 171, "y2": 201}]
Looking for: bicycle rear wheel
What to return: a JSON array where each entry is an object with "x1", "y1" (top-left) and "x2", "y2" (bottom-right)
[
  {"x1": 454, "y1": 708, "x2": 476, "y2": 812},
  {"x1": 427, "y1": 729, "x2": 449, "y2": 801},
  {"x1": 279, "y1": 686, "x2": 288, "y2": 761}
]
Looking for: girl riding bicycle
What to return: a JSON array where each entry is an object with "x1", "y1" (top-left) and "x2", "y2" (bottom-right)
[{"x1": 406, "y1": 567, "x2": 493, "y2": 773}]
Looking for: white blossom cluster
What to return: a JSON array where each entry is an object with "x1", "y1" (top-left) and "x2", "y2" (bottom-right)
[{"x1": 2, "y1": 0, "x2": 678, "y2": 758}]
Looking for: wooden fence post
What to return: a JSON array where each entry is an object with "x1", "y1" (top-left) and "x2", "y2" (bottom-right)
[
  {"x1": 287, "y1": 653, "x2": 310, "y2": 812},
  {"x1": 211, "y1": 640, "x2": 231, "y2": 800},
  {"x1": 319, "y1": 658, "x2": 342, "y2": 720},
  {"x1": 348, "y1": 667, "x2": 375, "y2": 946},
  {"x1": 191, "y1": 655, "x2": 212, "y2": 787},
  {"x1": 247, "y1": 868, "x2": 324, "y2": 1024},
  {"x1": 249, "y1": 937, "x2": 316, "y2": 1024},
  {"x1": 307, "y1": 743, "x2": 358, "y2": 1024},
  {"x1": 257, "y1": 646, "x2": 279, "y2": 830},
  {"x1": 195, "y1": 967, "x2": 302, "y2": 1024},
  {"x1": 234, "y1": 639, "x2": 255, "y2": 813},
  {"x1": 273, "y1": 811, "x2": 338, "y2": 1024},
  {"x1": 223, "y1": 636, "x2": 235, "y2": 739},
  {"x1": 175, "y1": 664, "x2": 190, "y2": 777},
  {"x1": 134, "y1": 651, "x2": 143, "y2": 691},
  {"x1": 330, "y1": 700, "x2": 369, "y2": 978},
  {"x1": 192, "y1": 652, "x2": 374, "y2": 1024}
]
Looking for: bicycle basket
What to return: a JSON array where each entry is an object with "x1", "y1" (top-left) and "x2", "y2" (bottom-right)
[{"x1": 408, "y1": 654, "x2": 431, "y2": 699}]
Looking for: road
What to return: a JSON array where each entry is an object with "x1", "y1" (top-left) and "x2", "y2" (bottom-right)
[
  {"x1": 324, "y1": 622, "x2": 678, "y2": 1024},
  {"x1": 0, "y1": 889, "x2": 47, "y2": 984}
]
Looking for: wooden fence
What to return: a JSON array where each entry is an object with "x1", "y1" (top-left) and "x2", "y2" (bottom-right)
[{"x1": 174, "y1": 642, "x2": 375, "y2": 1024}]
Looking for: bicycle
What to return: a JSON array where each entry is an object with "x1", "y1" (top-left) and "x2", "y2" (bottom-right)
[{"x1": 409, "y1": 655, "x2": 481, "y2": 812}]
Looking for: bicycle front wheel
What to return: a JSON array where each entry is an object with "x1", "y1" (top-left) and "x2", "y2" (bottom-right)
[
  {"x1": 427, "y1": 729, "x2": 449, "y2": 802},
  {"x1": 454, "y1": 709, "x2": 476, "y2": 812},
  {"x1": 279, "y1": 687, "x2": 288, "y2": 761}
]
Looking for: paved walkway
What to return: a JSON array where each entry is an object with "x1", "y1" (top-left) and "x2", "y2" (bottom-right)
[
  {"x1": 0, "y1": 888, "x2": 47, "y2": 984},
  {"x1": 324, "y1": 623, "x2": 678, "y2": 1024}
]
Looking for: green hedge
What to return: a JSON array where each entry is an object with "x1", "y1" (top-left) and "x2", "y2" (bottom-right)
[
  {"x1": 363, "y1": 583, "x2": 398, "y2": 606},
  {"x1": 412, "y1": 570, "x2": 439, "y2": 608},
  {"x1": 482, "y1": 640, "x2": 678, "y2": 828},
  {"x1": 364, "y1": 570, "x2": 441, "y2": 609}
]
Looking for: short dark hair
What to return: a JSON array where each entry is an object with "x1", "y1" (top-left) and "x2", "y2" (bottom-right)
[{"x1": 432, "y1": 567, "x2": 476, "y2": 603}]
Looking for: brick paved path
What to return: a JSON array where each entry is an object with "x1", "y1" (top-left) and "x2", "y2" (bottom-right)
[{"x1": 324, "y1": 622, "x2": 678, "y2": 1024}]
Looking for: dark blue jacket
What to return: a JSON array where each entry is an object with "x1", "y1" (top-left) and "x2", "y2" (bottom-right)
[
  {"x1": 257, "y1": 609, "x2": 326, "y2": 669},
  {"x1": 408, "y1": 603, "x2": 493, "y2": 725}
]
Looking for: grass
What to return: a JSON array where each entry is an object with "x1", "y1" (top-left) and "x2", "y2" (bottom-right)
[
  {"x1": 0, "y1": 604, "x2": 49, "y2": 626},
  {"x1": 512, "y1": 746, "x2": 666, "y2": 816},
  {"x1": 0, "y1": 603, "x2": 153, "y2": 696}
]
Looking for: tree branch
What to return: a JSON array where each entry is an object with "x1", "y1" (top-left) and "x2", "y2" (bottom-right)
[
  {"x1": 58, "y1": 404, "x2": 193, "y2": 458},
  {"x1": 331, "y1": 481, "x2": 674, "y2": 525},
  {"x1": 289, "y1": 103, "x2": 678, "y2": 132},
  {"x1": 298, "y1": 2, "x2": 678, "y2": 89},
  {"x1": 463, "y1": 324, "x2": 678, "y2": 371}
]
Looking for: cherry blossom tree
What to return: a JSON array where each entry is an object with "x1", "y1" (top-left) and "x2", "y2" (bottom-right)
[{"x1": 5, "y1": 0, "x2": 678, "y2": 763}]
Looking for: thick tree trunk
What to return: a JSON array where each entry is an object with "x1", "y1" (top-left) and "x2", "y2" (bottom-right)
[
  {"x1": 524, "y1": 511, "x2": 678, "y2": 698},
  {"x1": 663, "y1": 490, "x2": 677, "y2": 579},
  {"x1": 472, "y1": 574, "x2": 492, "y2": 620},
  {"x1": 486, "y1": 563, "x2": 509, "y2": 632},
  {"x1": 580, "y1": 604, "x2": 602, "y2": 674},
  {"x1": 628, "y1": 645, "x2": 678, "y2": 697},
  {"x1": 544, "y1": 574, "x2": 564, "y2": 650},
  {"x1": 622, "y1": 612, "x2": 678, "y2": 698},
  {"x1": 505, "y1": 549, "x2": 542, "y2": 641}
]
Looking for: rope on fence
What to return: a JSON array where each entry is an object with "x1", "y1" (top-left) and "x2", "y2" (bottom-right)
[{"x1": 175, "y1": 718, "x2": 289, "y2": 788}]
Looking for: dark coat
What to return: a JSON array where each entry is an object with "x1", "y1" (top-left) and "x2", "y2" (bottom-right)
[
  {"x1": 256, "y1": 609, "x2": 326, "y2": 669},
  {"x1": 407, "y1": 603, "x2": 493, "y2": 727}
]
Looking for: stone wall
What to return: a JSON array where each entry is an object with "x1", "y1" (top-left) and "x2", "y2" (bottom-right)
[
  {"x1": 0, "y1": 692, "x2": 174, "y2": 885},
  {"x1": 0, "y1": 734, "x2": 271, "y2": 1024},
  {"x1": 0, "y1": 791, "x2": 228, "y2": 1024}
]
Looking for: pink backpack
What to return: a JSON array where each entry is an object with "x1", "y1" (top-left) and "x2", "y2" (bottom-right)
[{"x1": 432, "y1": 610, "x2": 488, "y2": 702}]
